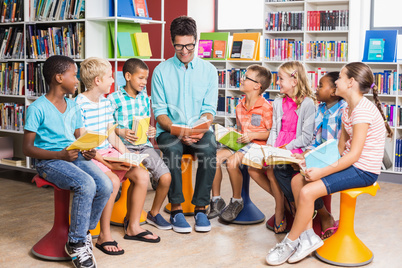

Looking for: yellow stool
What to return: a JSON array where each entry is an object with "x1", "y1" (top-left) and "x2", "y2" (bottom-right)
[
  {"x1": 165, "y1": 154, "x2": 196, "y2": 215},
  {"x1": 110, "y1": 179, "x2": 147, "y2": 226},
  {"x1": 316, "y1": 182, "x2": 380, "y2": 266},
  {"x1": 89, "y1": 221, "x2": 101, "y2": 237}
]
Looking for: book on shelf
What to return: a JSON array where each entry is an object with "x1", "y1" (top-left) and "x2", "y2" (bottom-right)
[
  {"x1": 108, "y1": 22, "x2": 145, "y2": 58},
  {"x1": 214, "y1": 124, "x2": 246, "y2": 151},
  {"x1": 0, "y1": 156, "x2": 26, "y2": 166},
  {"x1": 213, "y1": 40, "x2": 226, "y2": 59},
  {"x1": 111, "y1": 0, "x2": 151, "y2": 19},
  {"x1": 67, "y1": 124, "x2": 118, "y2": 151},
  {"x1": 240, "y1": 39, "x2": 255, "y2": 59},
  {"x1": 198, "y1": 40, "x2": 213, "y2": 58},
  {"x1": 117, "y1": 32, "x2": 135, "y2": 57},
  {"x1": 133, "y1": 32, "x2": 152, "y2": 57},
  {"x1": 266, "y1": 11, "x2": 304, "y2": 32},
  {"x1": 304, "y1": 139, "x2": 340, "y2": 169},
  {"x1": 104, "y1": 153, "x2": 149, "y2": 167},
  {"x1": 132, "y1": 116, "x2": 150, "y2": 145},
  {"x1": 30, "y1": 0, "x2": 83, "y2": 21},
  {"x1": 242, "y1": 144, "x2": 301, "y2": 169},
  {"x1": 230, "y1": 41, "x2": 242, "y2": 58},
  {"x1": 170, "y1": 117, "x2": 211, "y2": 137},
  {"x1": 0, "y1": 102, "x2": 25, "y2": 131},
  {"x1": 1, "y1": 0, "x2": 24, "y2": 23},
  {"x1": 133, "y1": 0, "x2": 149, "y2": 18},
  {"x1": 363, "y1": 30, "x2": 397, "y2": 63}
]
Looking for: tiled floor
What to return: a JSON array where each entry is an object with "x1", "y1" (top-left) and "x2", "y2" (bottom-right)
[{"x1": 0, "y1": 168, "x2": 401, "y2": 268}]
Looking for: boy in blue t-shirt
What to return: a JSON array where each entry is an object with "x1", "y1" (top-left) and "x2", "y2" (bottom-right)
[{"x1": 23, "y1": 55, "x2": 112, "y2": 268}]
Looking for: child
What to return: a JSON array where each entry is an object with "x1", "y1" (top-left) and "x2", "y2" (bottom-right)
[
  {"x1": 292, "y1": 72, "x2": 347, "y2": 239},
  {"x1": 23, "y1": 55, "x2": 113, "y2": 268},
  {"x1": 248, "y1": 61, "x2": 316, "y2": 234},
  {"x1": 107, "y1": 58, "x2": 172, "y2": 232},
  {"x1": 209, "y1": 64, "x2": 273, "y2": 221},
  {"x1": 265, "y1": 62, "x2": 392, "y2": 265},
  {"x1": 76, "y1": 57, "x2": 154, "y2": 254}
]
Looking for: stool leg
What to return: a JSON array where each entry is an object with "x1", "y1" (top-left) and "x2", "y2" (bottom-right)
[
  {"x1": 316, "y1": 193, "x2": 373, "y2": 266},
  {"x1": 165, "y1": 157, "x2": 195, "y2": 215},
  {"x1": 32, "y1": 189, "x2": 70, "y2": 261}
]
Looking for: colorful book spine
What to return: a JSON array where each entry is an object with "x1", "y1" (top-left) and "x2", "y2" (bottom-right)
[
  {"x1": 266, "y1": 11, "x2": 304, "y2": 32},
  {"x1": 306, "y1": 41, "x2": 347, "y2": 62},
  {"x1": 265, "y1": 38, "x2": 303, "y2": 61}
]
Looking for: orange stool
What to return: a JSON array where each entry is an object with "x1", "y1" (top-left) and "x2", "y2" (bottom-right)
[
  {"x1": 164, "y1": 154, "x2": 195, "y2": 215},
  {"x1": 110, "y1": 179, "x2": 147, "y2": 226},
  {"x1": 316, "y1": 183, "x2": 380, "y2": 266},
  {"x1": 32, "y1": 175, "x2": 70, "y2": 260}
]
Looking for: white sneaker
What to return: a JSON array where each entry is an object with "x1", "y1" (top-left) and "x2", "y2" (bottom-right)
[
  {"x1": 288, "y1": 229, "x2": 324, "y2": 264},
  {"x1": 266, "y1": 234, "x2": 299, "y2": 265}
]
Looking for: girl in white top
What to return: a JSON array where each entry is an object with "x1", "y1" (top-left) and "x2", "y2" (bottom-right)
[{"x1": 266, "y1": 62, "x2": 393, "y2": 266}]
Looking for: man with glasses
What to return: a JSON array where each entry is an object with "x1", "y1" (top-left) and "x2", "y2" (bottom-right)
[{"x1": 151, "y1": 16, "x2": 218, "y2": 233}]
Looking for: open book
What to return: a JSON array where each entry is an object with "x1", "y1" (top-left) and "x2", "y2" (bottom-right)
[
  {"x1": 104, "y1": 153, "x2": 149, "y2": 167},
  {"x1": 214, "y1": 124, "x2": 247, "y2": 151},
  {"x1": 170, "y1": 117, "x2": 211, "y2": 136},
  {"x1": 67, "y1": 124, "x2": 117, "y2": 151},
  {"x1": 132, "y1": 116, "x2": 150, "y2": 145},
  {"x1": 305, "y1": 139, "x2": 340, "y2": 169},
  {"x1": 242, "y1": 144, "x2": 301, "y2": 169}
]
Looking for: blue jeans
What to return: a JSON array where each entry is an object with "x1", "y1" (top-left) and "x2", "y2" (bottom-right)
[
  {"x1": 321, "y1": 165, "x2": 378, "y2": 194},
  {"x1": 36, "y1": 153, "x2": 113, "y2": 243}
]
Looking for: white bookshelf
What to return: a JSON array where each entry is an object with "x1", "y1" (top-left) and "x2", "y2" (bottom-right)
[{"x1": 0, "y1": 0, "x2": 165, "y2": 171}]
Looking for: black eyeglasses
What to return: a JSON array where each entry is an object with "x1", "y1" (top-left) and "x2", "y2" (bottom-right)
[
  {"x1": 241, "y1": 73, "x2": 259, "y2": 84},
  {"x1": 173, "y1": 43, "x2": 196, "y2": 51}
]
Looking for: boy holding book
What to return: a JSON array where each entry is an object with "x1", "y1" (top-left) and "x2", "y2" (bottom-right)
[
  {"x1": 108, "y1": 58, "x2": 172, "y2": 231},
  {"x1": 210, "y1": 64, "x2": 273, "y2": 221},
  {"x1": 23, "y1": 55, "x2": 112, "y2": 268},
  {"x1": 76, "y1": 57, "x2": 158, "y2": 254}
]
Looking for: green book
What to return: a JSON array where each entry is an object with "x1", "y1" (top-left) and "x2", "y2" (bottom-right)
[{"x1": 214, "y1": 124, "x2": 247, "y2": 151}]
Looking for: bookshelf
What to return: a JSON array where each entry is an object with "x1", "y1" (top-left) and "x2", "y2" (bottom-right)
[{"x1": 0, "y1": 0, "x2": 166, "y2": 172}]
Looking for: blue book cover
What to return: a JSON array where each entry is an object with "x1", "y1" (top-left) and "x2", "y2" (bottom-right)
[
  {"x1": 363, "y1": 30, "x2": 397, "y2": 62},
  {"x1": 305, "y1": 139, "x2": 340, "y2": 169}
]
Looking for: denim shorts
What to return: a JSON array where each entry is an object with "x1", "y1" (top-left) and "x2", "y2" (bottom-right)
[{"x1": 321, "y1": 165, "x2": 378, "y2": 194}]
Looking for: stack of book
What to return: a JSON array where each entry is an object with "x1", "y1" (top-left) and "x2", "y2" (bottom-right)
[
  {"x1": 0, "y1": 102, "x2": 24, "y2": 131},
  {"x1": 197, "y1": 39, "x2": 227, "y2": 59},
  {"x1": 265, "y1": 11, "x2": 304, "y2": 32},
  {"x1": 306, "y1": 41, "x2": 348, "y2": 62},
  {"x1": 0, "y1": 62, "x2": 24, "y2": 95},
  {"x1": 0, "y1": 156, "x2": 26, "y2": 166},
  {"x1": 307, "y1": 10, "x2": 349, "y2": 31},
  {"x1": 264, "y1": 38, "x2": 303, "y2": 61},
  {"x1": 0, "y1": 0, "x2": 24, "y2": 22},
  {"x1": 217, "y1": 69, "x2": 226, "y2": 88},
  {"x1": 372, "y1": 70, "x2": 398, "y2": 95},
  {"x1": 0, "y1": 26, "x2": 24, "y2": 59},
  {"x1": 29, "y1": 0, "x2": 85, "y2": 21},
  {"x1": 228, "y1": 68, "x2": 246, "y2": 89}
]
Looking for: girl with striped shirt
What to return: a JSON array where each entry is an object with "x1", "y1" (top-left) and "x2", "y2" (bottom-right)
[{"x1": 266, "y1": 62, "x2": 393, "y2": 266}]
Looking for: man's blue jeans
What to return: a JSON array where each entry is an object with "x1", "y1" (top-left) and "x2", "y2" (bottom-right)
[{"x1": 36, "y1": 153, "x2": 112, "y2": 243}]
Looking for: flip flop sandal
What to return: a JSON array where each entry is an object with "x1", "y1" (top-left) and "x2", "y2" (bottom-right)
[
  {"x1": 95, "y1": 240, "x2": 124, "y2": 255},
  {"x1": 274, "y1": 215, "x2": 287, "y2": 234},
  {"x1": 124, "y1": 230, "x2": 161, "y2": 243},
  {"x1": 321, "y1": 220, "x2": 339, "y2": 240}
]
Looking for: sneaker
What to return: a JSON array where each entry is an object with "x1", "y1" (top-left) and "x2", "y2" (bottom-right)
[
  {"x1": 266, "y1": 234, "x2": 299, "y2": 266},
  {"x1": 194, "y1": 212, "x2": 211, "y2": 232},
  {"x1": 170, "y1": 212, "x2": 192, "y2": 233},
  {"x1": 219, "y1": 198, "x2": 244, "y2": 222},
  {"x1": 85, "y1": 232, "x2": 93, "y2": 251},
  {"x1": 288, "y1": 229, "x2": 324, "y2": 264},
  {"x1": 65, "y1": 242, "x2": 96, "y2": 268},
  {"x1": 207, "y1": 198, "x2": 226, "y2": 219},
  {"x1": 146, "y1": 211, "x2": 172, "y2": 230}
]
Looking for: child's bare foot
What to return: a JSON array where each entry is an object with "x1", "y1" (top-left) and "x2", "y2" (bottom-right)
[
  {"x1": 320, "y1": 213, "x2": 337, "y2": 240},
  {"x1": 96, "y1": 234, "x2": 124, "y2": 255},
  {"x1": 274, "y1": 212, "x2": 287, "y2": 234},
  {"x1": 125, "y1": 225, "x2": 160, "y2": 242}
]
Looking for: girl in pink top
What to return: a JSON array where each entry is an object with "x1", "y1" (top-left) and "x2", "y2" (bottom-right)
[{"x1": 266, "y1": 62, "x2": 393, "y2": 265}]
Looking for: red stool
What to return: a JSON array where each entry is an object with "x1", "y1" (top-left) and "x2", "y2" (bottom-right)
[
  {"x1": 266, "y1": 195, "x2": 332, "y2": 236},
  {"x1": 31, "y1": 175, "x2": 70, "y2": 260}
]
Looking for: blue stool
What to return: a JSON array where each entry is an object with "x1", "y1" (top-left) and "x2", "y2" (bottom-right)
[{"x1": 232, "y1": 165, "x2": 265, "y2": 225}]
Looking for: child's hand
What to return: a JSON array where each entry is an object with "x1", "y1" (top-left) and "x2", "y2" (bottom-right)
[
  {"x1": 109, "y1": 162, "x2": 130, "y2": 171},
  {"x1": 146, "y1": 126, "x2": 156, "y2": 138},
  {"x1": 59, "y1": 148, "x2": 79, "y2": 162},
  {"x1": 82, "y1": 149, "x2": 96, "y2": 160},
  {"x1": 305, "y1": 167, "x2": 323, "y2": 182},
  {"x1": 122, "y1": 129, "x2": 138, "y2": 144},
  {"x1": 292, "y1": 153, "x2": 304, "y2": 160},
  {"x1": 237, "y1": 132, "x2": 253, "y2": 143},
  {"x1": 181, "y1": 136, "x2": 195, "y2": 145}
]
